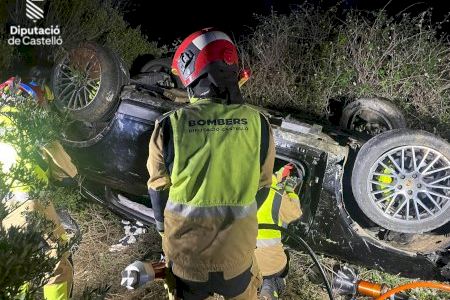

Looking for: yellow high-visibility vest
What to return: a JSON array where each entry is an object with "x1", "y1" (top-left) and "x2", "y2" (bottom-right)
[{"x1": 257, "y1": 175, "x2": 283, "y2": 247}]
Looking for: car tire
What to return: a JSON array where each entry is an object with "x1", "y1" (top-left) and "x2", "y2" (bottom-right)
[
  {"x1": 139, "y1": 57, "x2": 183, "y2": 88},
  {"x1": 52, "y1": 42, "x2": 129, "y2": 122},
  {"x1": 340, "y1": 98, "x2": 406, "y2": 136},
  {"x1": 352, "y1": 129, "x2": 450, "y2": 233}
]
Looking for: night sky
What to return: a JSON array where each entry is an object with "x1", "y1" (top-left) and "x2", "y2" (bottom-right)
[{"x1": 123, "y1": 0, "x2": 450, "y2": 45}]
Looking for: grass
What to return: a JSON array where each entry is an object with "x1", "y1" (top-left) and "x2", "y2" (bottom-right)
[
  {"x1": 359, "y1": 270, "x2": 449, "y2": 300},
  {"x1": 62, "y1": 198, "x2": 447, "y2": 300},
  {"x1": 67, "y1": 202, "x2": 166, "y2": 299},
  {"x1": 283, "y1": 250, "x2": 448, "y2": 300}
]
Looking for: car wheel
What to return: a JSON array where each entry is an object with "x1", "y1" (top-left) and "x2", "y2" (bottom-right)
[
  {"x1": 352, "y1": 129, "x2": 450, "y2": 233},
  {"x1": 340, "y1": 98, "x2": 406, "y2": 136},
  {"x1": 139, "y1": 57, "x2": 183, "y2": 88},
  {"x1": 52, "y1": 42, "x2": 129, "y2": 122}
]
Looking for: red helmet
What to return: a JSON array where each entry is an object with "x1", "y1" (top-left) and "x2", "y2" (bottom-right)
[{"x1": 172, "y1": 28, "x2": 239, "y2": 87}]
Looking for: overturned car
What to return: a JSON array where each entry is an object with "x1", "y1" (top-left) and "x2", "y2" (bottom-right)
[{"x1": 52, "y1": 43, "x2": 450, "y2": 281}]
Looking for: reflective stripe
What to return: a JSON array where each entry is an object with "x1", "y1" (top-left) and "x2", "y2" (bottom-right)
[
  {"x1": 165, "y1": 200, "x2": 257, "y2": 219},
  {"x1": 271, "y1": 192, "x2": 282, "y2": 225},
  {"x1": 155, "y1": 220, "x2": 164, "y2": 232},
  {"x1": 287, "y1": 192, "x2": 299, "y2": 200},
  {"x1": 257, "y1": 176, "x2": 283, "y2": 241},
  {"x1": 258, "y1": 228, "x2": 282, "y2": 240},
  {"x1": 192, "y1": 31, "x2": 232, "y2": 50},
  {"x1": 256, "y1": 238, "x2": 282, "y2": 248},
  {"x1": 43, "y1": 281, "x2": 68, "y2": 300},
  {"x1": 19, "y1": 83, "x2": 37, "y2": 98}
]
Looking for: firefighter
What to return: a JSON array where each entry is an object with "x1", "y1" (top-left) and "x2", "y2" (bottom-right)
[
  {"x1": 255, "y1": 164, "x2": 303, "y2": 299},
  {"x1": 1, "y1": 76, "x2": 77, "y2": 300},
  {"x1": 0, "y1": 72, "x2": 76, "y2": 183},
  {"x1": 146, "y1": 28, "x2": 275, "y2": 299},
  {"x1": 0, "y1": 67, "x2": 54, "y2": 106}
]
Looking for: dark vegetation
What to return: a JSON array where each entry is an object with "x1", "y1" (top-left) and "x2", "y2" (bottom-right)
[
  {"x1": 241, "y1": 4, "x2": 450, "y2": 138},
  {"x1": 1, "y1": 1, "x2": 450, "y2": 299}
]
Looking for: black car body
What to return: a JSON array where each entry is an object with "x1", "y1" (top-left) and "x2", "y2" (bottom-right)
[{"x1": 62, "y1": 83, "x2": 450, "y2": 282}]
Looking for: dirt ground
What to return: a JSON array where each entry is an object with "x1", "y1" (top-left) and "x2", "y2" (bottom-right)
[
  {"x1": 70, "y1": 204, "x2": 166, "y2": 299},
  {"x1": 69, "y1": 202, "x2": 448, "y2": 300}
]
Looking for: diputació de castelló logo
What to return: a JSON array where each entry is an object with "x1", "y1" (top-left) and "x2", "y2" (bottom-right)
[
  {"x1": 8, "y1": 0, "x2": 63, "y2": 46},
  {"x1": 26, "y1": 0, "x2": 44, "y2": 22}
]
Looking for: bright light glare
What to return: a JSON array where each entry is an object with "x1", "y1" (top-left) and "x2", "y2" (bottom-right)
[{"x1": 0, "y1": 142, "x2": 18, "y2": 173}]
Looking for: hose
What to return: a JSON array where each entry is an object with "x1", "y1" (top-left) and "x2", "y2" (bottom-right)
[
  {"x1": 375, "y1": 281, "x2": 450, "y2": 300},
  {"x1": 258, "y1": 223, "x2": 335, "y2": 300}
]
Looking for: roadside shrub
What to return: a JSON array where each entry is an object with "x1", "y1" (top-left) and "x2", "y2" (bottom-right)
[
  {"x1": 240, "y1": 6, "x2": 338, "y2": 117},
  {"x1": 0, "y1": 93, "x2": 69, "y2": 298},
  {"x1": 0, "y1": 31, "x2": 14, "y2": 80},
  {"x1": 44, "y1": 0, "x2": 164, "y2": 66},
  {"x1": 241, "y1": 4, "x2": 450, "y2": 137},
  {"x1": 0, "y1": 0, "x2": 164, "y2": 73},
  {"x1": 0, "y1": 2, "x2": 14, "y2": 79}
]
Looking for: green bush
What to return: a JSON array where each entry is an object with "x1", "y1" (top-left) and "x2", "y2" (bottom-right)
[
  {"x1": 240, "y1": 6, "x2": 338, "y2": 116},
  {"x1": 0, "y1": 208, "x2": 63, "y2": 299},
  {"x1": 0, "y1": 93, "x2": 69, "y2": 298},
  {"x1": 0, "y1": 0, "x2": 164, "y2": 74},
  {"x1": 0, "y1": 2, "x2": 14, "y2": 79},
  {"x1": 241, "y1": 4, "x2": 450, "y2": 137},
  {"x1": 0, "y1": 32, "x2": 14, "y2": 80},
  {"x1": 44, "y1": 0, "x2": 164, "y2": 67}
]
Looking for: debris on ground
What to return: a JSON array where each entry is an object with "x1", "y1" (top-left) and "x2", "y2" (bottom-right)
[{"x1": 109, "y1": 220, "x2": 147, "y2": 252}]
